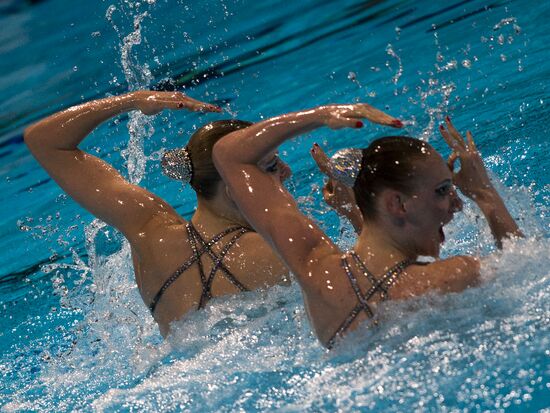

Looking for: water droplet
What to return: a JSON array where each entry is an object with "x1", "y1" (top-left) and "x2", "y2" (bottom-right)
[{"x1": 461, "y1": 59, "x2": 472, "y2": 69}]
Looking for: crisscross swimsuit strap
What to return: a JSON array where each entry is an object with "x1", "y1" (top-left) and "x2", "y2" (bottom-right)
[
  {"x1": 148, "y1": 223, "x2": 251, "y2": 314},
  {"x1": 187, "y1": 223, "x2": 251, "y2": 309},
  {"x1": 326, "y1": 252, "x2": 414, "y2": 349}
]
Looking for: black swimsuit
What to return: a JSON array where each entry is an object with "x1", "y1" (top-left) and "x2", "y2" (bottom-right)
[
  {"x1": 148, "y1": 222, "x2": 252, "y2": 314},
  {"x1": 326, "y1": 252, "x2": 418, "y2": 349}
]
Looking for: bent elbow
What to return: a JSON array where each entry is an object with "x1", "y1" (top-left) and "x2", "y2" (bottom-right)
[
  {"x1": 212, "y1": 139, "x2": 231, "y2": 174},
  {"x1": 23, "y1": 124, "x2": 39, "y2": 151}
]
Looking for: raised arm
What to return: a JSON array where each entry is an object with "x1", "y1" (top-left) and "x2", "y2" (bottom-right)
[
  {"x1": 213, "y1": 104, "x2": 402, "y2": 280},
  {"x1": 24, "y1": 91, "x2": 220, "y2": 245},
  {"x1": 440, "y1": 117, "x2": 523, "y2": 248}
]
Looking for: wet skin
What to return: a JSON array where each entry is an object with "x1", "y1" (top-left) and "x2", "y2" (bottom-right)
[{"x1": 399, "y1": 152, "x2": 464, "y2": 258}]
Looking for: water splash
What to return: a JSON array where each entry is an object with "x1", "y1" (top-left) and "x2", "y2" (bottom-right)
[
  {"x1": 107, "y1": 3, "x2": 156, "y2": 184},
  {"x1": 385, "y1": 43, "x2": 403, "y2": 93}
]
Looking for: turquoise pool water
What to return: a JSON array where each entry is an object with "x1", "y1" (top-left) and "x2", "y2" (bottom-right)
[{"x1": 1, "y1": 0, "x2": 548, "y2": 411}]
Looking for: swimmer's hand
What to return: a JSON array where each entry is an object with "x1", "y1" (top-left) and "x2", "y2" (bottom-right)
[
  {"x1": 439, "y1": 116, "x2": 523, "y2": 245},
  {"x1": 439, "y1": 117, "x2": 494, "y2": 200},
  {"x1": 320, "y1": 103, "x2": 403, "y2": 130},
  {"x1": 131, "y1": 91, "x2": 222, "y2": 116},
  {"x1": 311, "y1": 143, "x2": 362, "y2": 233}
]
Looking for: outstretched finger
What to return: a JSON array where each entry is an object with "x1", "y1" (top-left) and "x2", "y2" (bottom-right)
[
  {"x1": 168, "y1": 93, "x2": 222, "y2": 112},
  {"x1": 152, "y1": 96, "x2": 221, "y2": 112},
  {"x1": 358, "y1": 104, "x2": 403, "y2": 128},
  {"x1": 184, "y1": 97, "x2": 223, "y2": 112},
  {"x1": 466, "y1": 131, "x2": 478, "y2": 152},
  {"x1": 326, "y1": 113, "x2": 365, "y2": 130},
  {"x1": 322, "y1": 180, "x2": 335, "y2": 205},
  {"x1": 439, "y1": 124, "x2": 461, "y2": 151},
  {"x1": 311, "y1": 144, "x2": 334, "y2": 178},
  {"x1": 444, "y1": 116, "x2": 467, "y2": 149}
]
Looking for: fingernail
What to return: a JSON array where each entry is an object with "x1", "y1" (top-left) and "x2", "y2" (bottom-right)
[
  {"x1": 313, "y1": 143, "x2": 319, "y2": 147},
  {"x1": 439, "y1": 124, "x2": 445, "y2": 130},
  {"x1": 177, "y1": 102, "x2": 184, "y2": 108},
  {"x1": 391, "y1": 120, "x2": 403, "y2": 128},
  {"x1": 355, "y1": 121, "x2": 364, "y2": 128},
  {"x1": 445, "y1": 115, "x2": 450, "y2": 122}
]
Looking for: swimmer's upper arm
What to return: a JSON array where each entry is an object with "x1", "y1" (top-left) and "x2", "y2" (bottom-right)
[
  {"x1": 405, "y1": 256, "x2": 481, "y2": 296},
  {"x1": 24, "y1": 140, "x2": 180, "y2": 245},
  {"x1": 222, "y1": 162, "x2": 339, "y2": 287}
]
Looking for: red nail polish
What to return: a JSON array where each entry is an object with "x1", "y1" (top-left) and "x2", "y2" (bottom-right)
[
  {"x1": 439, "y1": 124, "x2": 445, "y2": 130},
  {"x1": 392, "y1": 120, "x2": 403, "y2": 128},
  {"x1": 313, "y1": 143, "x2": 319, "y2": 147},
  {"x1": 445, "y1": 115, "x2": 450, "y2": 122},
  {"x1": 356, "y1": 121, "x2": 364, "y2": 128},
  {"x1": 177, "y1": 102, "x2": 184, "y2": 108}
]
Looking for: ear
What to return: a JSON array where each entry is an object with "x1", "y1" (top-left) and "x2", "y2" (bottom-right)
[{"x1": 383, "y1": 189, "x2": 408, "y2": 220}]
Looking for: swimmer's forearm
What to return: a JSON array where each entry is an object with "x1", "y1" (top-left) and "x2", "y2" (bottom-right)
[
  {"x1": 472, "y1": 188, "x2": 523, "y2": 248},
  {"x1": 24, "y1": 93, "x2": 138, "y2": 152},
  {"x1": 216, "y1": 109, "x2": 325, "y2": 164},
  {"x1": 216, "y1": 103, "x2": 400, "y2": 165}
]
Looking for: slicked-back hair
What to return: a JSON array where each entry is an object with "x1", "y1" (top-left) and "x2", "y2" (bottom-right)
[
  {"x1": 354, "y1": 136, "x2": 433, "y2": 220},
  {"x1": 187, "y1": 119, "x2": 253, "y2": 199}
]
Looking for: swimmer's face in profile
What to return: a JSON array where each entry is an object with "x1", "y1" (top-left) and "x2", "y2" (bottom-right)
[
  {"x1": 259, "y1": 152, "x2": 292, "y2": 183},
  {"x1": 403, "y1": 152, "x2": 463, "y2": 257}
]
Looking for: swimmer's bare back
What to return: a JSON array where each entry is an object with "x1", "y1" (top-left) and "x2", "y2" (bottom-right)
[{"x1": 24, "y1": 91, "x2": 288, "y2": 336}]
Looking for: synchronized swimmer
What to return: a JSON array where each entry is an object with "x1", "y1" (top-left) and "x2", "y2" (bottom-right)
[
  {"x1": 213, "y1": 103, "x2": 522, "y2": 348},
  {"x1": 25, "y1": 91, "x2": 522, "y2": 348},
  {"x1": 24, "y1": 91, "x2": 291, "y2": 336}
]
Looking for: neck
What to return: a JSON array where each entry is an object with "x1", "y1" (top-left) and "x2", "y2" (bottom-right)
[
  {"x1": 192, "y1": 197, "x2": 248, "y2": 233},
  {"x1": 353, "y1": 221, "x2": 415, "y2": 271}
]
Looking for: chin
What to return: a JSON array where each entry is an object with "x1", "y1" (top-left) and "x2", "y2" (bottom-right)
[{"x1": 419, "y1": 240, "x2": 441, "y2": 258}]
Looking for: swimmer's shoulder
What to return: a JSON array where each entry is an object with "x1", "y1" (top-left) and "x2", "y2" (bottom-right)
[
  {"x1": 226, "y1": 230, "x2": 290, "y2": 287},
  {"x1": 129, "y1": 211, "x2": 187, "y2": 259},
  {"x1": 395, "y1": 255, "x2": 481, "y2": 297}
]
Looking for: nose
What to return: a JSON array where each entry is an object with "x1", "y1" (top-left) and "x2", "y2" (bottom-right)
[{"x1": 450, "y1": 188, "x2": 463, "y2": 213}]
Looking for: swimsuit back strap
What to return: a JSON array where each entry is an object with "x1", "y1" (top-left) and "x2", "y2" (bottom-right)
[
  {"x1": 188, "y1": 224, "x2": 251, "y2": 290},
  {"x1": 148, "y1": 223, "x2": 247, "y2": 314},
  {"x1": 148, "y1": 253, "x2": 199, "y2": 314},
  {"x1": 195, "y1": 227, "x2": 251, "y2": 309},
  {"x1": 326, "y1": 256, "x2": 374, "y2": 349},
  {"x1": 351, "y1": 251, "x2": 388, "y2": 297},
  {"x1": 373, "y1": 258, "x2": 414, "y2": 301},
  {"x1": 187, "y1": 224, "x2": 211, "y2": 307},
  {"x1": 326, "y1": 255, "x2": 415, "y2": 349},
  {"x1": 187, "y1": 223, "x2": 252, "y2": 309}
]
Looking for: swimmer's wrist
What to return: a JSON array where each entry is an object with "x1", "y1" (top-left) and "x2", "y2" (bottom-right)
[{"x1": 122, "y1": 91, "x2": 146, "y2": 111}]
